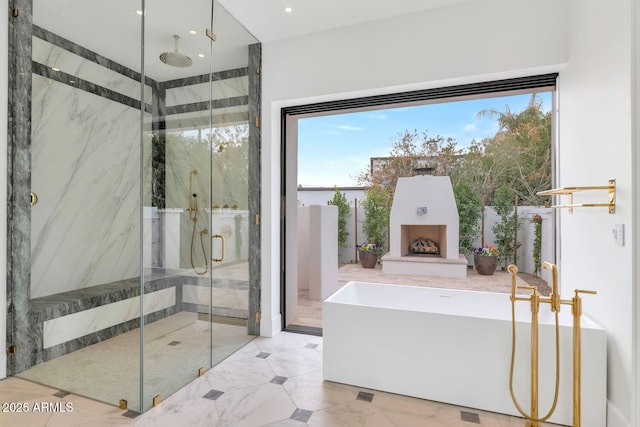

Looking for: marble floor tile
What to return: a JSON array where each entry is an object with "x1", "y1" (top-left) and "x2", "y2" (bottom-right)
[
  {"x1": 133, "y1": 395, "x2": 219, "y2": 427},
  {"x1": 283, "y1": 371, "x2": 358, "y2": 412},
  {"x1": 261, "y1": 419, "x2": 308, "y2": 427},
  {"x1": 254, "y1": 332, "x2": 313, "y2": 354},
  {"x1": 266, "y1": 347, "x2": 323, "y2": 378},
  {"x1": 1, "y1": 332, "x2": 561, "y2": 427},
  {"x1": 205, "y1": 353, "x2": 277, "y2": 392},
  {"x1": 215, "y1": 383, "x2": 296, "y2": 427},
  {"x1": 308, "y1": 399, "x2": 396, "y2": 427},
  {"x1": 17, "y1": 312, "x2": 253, "y2": 411}
]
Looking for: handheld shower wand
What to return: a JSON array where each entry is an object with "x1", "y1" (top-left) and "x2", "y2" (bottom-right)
[{"x1": 188, "y1": 170, "x2": 208, "y2": 275}]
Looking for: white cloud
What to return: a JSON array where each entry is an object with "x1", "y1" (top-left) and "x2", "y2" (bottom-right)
[
  {"x1": 463, "y1": 123, "x2": 477, "y2": 132},
  {"x1": 366, "y1": 113, "x2": 387, "y2": 120},
  {"x1": 334, "y1": 125, "x2": 363, "y2": 131}
]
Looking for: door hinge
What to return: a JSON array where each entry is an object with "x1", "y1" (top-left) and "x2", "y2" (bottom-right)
[
  {"x1": 255, "y1": 117, "x2": 260, "y2": 128},
  {"x1": 206, "y1": 28, "x2": 217, "y2": 42},
  {"x1": 255, "y1": 214, "x2": 260, "y2": 225},
  {"x1": 256, "y1": 66, "x2": 261, "y2": 75},
  {"x1": 12, "y1": 9, "x2": 19, "y2": 17},
  {"x1": 255, "y1": 311, "x2": 261, "y2": 323},
  {"x1": 8, "y1": 345, "x2": 17, "y2": 354}
]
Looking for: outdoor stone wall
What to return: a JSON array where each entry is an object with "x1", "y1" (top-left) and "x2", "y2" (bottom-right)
[{"x1": 298, "y1": 189, "x2": 553, "y2": 273}]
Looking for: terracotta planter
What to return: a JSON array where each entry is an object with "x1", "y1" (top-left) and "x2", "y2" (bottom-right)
[
  {"x1": 474, "y1": 255, "x2": 498, "y2": 276},
  {"x1": 359, "y1": 251, "x2": 378, "y2": 268}
]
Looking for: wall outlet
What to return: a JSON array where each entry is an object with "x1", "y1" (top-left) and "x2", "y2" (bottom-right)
[{"x1": 612, "y1": 224, "x2": 624, "y2": 247}]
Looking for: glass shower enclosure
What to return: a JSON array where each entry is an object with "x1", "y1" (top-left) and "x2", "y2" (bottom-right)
[{"x1": 7, "y1": 0, "x2": 260, "y2": 413}]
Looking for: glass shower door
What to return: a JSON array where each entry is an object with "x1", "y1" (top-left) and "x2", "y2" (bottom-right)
[
  {"x1": 8, "y1": 0, "x2": 258, "y2": 413},
  {"x1": 17, "y1": 0, "x2": 145, "y2": 409},
  {"x1": 140, "y1": 0, "x2": 258, "y2": 411}
]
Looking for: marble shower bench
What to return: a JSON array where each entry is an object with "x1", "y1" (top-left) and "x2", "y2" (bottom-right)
[{"x1": 26, "y1": 271, "x2": 207, "y2": 365}]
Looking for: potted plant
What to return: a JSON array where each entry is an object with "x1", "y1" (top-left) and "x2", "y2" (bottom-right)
[
  {"x1": 474, "y1": 245, "x2": 500, "y2": 275},
  {"x1": 360, "y1": 185, "x2": 390, "y2": 256},
  {"x1": 357, "y1": 242, "x2": 380, "y2": 268}
]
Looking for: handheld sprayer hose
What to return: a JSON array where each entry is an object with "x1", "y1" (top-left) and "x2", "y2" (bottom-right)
[
  {"x1": 509, "y1": 297, "x2": 561, "y2": 423},
  {"x1": 190, "y1": 216, "x2": 208, "y2": 276}
]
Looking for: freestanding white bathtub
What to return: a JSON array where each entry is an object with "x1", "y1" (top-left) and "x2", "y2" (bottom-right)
[{"x1": 323, "y1": 282, "x2": 607, "y2": 427}]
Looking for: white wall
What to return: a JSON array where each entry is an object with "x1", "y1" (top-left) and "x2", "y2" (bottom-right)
[
  {"x1": 558, "y1": 1, "x2": 634, "y2": 425},
  {"x1": 634, "y1": 0, "x2": 640, "y2": 422},
  {"x1": 0, "y1": 0, "x2": 8, "y2": 380},
  {"x1": 261, "y1": 0, "x2": 570, "y2": 336},
  {"x1": 298, "y1": 188, "x2": 366, "y2": 264}
]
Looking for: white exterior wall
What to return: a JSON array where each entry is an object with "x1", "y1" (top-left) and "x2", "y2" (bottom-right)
[{"x1": 298, "y1": 189, "x2": 366, "y2": 264}]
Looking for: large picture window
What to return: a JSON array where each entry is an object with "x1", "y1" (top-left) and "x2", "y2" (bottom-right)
[{"x1": 281, "y1": 74, "x2": 557, "y2": 332}]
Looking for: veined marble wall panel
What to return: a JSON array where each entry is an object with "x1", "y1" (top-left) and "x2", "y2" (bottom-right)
[
  {"x1": 32, "y1": 38, "x2": 152, "y2": 101},
  {"x1": 31, "y1": 75, "x2": 142, "y2": 298},
  {"x1": 183, "y1": 284, "x2": 246, "y2": 311},
  {"x1": 165, "y1": 77, "x2": 248, "y2": 107},
  {"x1": 43, "y1": 287, "x2": 176, "y2": 348},
  {"x1": 165, "y1": 105, "x2": 249, "y2": 131}
]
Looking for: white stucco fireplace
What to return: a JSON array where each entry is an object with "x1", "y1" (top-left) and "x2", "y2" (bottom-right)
[{"x1": 382, "y1": 175, "x2": 467, "y2": 278}]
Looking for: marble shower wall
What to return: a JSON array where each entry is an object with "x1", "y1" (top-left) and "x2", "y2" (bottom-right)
[{"x1": 30, "y1": 39, "x2": 147, "y2": 299}]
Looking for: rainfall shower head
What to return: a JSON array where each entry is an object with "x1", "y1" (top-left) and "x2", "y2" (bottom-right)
[{"x1": 159, "y1": 35, "x2": 192, "y2": 68}]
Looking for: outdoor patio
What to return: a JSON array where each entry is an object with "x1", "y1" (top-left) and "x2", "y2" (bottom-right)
[{"x1": 293, "y1": 263, "x2": 547, "y2": 328}]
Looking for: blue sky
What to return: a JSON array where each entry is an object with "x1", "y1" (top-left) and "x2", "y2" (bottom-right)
[{"x1": 298, "y1": 92, "x2": 552, "y2": 187}]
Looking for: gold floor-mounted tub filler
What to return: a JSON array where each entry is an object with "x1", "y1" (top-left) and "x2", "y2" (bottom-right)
[{"x1": 508, "y1": 262, "x2": 596, "y2": 427}]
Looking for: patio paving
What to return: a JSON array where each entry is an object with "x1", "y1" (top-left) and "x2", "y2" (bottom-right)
[{"x1": 293, "y1": 263, "x2": 536, "y2": 328}]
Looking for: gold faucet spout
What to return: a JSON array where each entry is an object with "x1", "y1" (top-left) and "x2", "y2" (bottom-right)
[
  {"x1": 507, "y1": 264, "x2": 518, "y2": 301},
  {"x1": 542, "y1": 261, "x2": 561, "y2": 312}
]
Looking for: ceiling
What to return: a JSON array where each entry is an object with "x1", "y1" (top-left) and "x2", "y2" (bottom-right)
[
  {"x1": 31, "y1": 0, "x2": 472, "y2": 82},
  {"x1": 32, "y1": 0, "x2": 258, "y2": 82},
  {"x1": 217, "y1": 0, "x2": 474, "y2": 42}
]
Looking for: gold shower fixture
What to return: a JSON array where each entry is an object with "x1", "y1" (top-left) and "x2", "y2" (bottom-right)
[
  {"x1": 187, "y1": 169, "x2": 208, "y2": 275},
  {"x1": 508, "y1": 262, "x2": 596, "y2": 427}
]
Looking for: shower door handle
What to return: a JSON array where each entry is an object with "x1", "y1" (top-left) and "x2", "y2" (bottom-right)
[{"x1": 211, "y1": 234, "x2": 225, "y2": 262}]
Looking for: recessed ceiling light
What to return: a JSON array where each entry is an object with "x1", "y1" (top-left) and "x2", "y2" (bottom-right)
[
  {"x1": 136, "y1": 10, "x2": 143, "y2": 16},
  {"x1": 284, "y1": 7, "x2": 293, "y2": 13},
  {"x1": 190, "y1": 30, "x2": 198, "y2": 35},
  {"x1": 51, "y1": 67, "x2": 60, "y2": 72},
  {"x1": 198, "y1": 53, "x2": 205, "y2": 58}
]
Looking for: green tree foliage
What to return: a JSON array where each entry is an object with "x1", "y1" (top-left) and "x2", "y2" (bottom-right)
[
  {"x1": 352, "y1": 94, "x2": 550, "y2": 263},
  {"x1": 491, "y1": 184, "x2": 522, "y2": 268},
  {"x1": 453, "y1": 181, "x2": 482, "y2": 257},
  {"x1": 328, "y1": 187, "x2": 351, "y2": 249},
  {"x1": 163, "y1": 125, "x2": 249, "y2": 210},
  {"x1": 361, "y1": 185, "x2": 391, "y2": 255},
  {"x1": 531, "y1": 214, "x2": 543, "y2": 275},
  {"x1": 356, "y1": 94, "x2": 551, "y2": 208},
  {"x1": 477, "y1": 94, "x2": 552, "y2": 205},
  {"x1": 356, "y1": 129, "x2": 459, "y2": 199}
]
